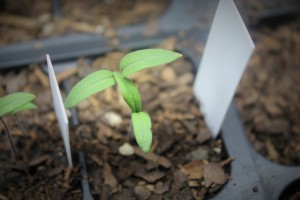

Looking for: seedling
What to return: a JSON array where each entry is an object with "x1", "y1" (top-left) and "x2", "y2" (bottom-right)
[
  {"x1": 0, "y1": 92, "x2": 37, "y2": 158},
  {"x1": 64, "y1": 49, "x2": 182, "y2": 153}
]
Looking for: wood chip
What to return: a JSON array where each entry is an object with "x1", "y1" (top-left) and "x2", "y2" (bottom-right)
[
  {"x1": 134, "y1": 147, "x2": 172, "y2": 168},
  {"x1": 196, "y1": 128, "x2": 212, "y2": 144},
  {"x1": 266, "y1": 140, "x2": 279, "y2": 160},
  {"x1": 134, "y1": 186, "x2": 151, "y2": 200},
  {"x1": 56, "y1": 67, "x2": 78, "y2": 83},
  {"x1": 28, "y1": 154, "x2": 51, "y2": 167},
  {"x1": 110, "y1": 189, "x2": 136, "y2": 200},
  {"x1": 180, "y1": 160, "x2": 205, "y2": 180},
  {"x1": 117, "y1": 162, "x2": 138, "y2": 181},
  {"x1": 161, "y1": 67, "x2": 176, "y2": 82},
  {"x1": 220, "y1": 157, "x2": 234, "y2": 167},
  {"x1": 255, "y1": 118, "x2": 289, "y2": 134},
  {"x1": 0, "y1": 14, "x2": 38, "y2": 29},
  {"x1": 33, "y1": 66, "x2": 49, "y2": 87},
  {"x1": 154, "y1": 181, "x2": 170, "y2": 195},
  {"x1": 103, "y1": 163, "x2": 118, "y2": 192},
  {"x1": 64, "y1": 166, "x2": 72, "y2": 182},
  {"x1": 148, "y1": 194, "x2": 163, "y2": 200},
  {"x1": 173, "y1": 170, "x2": 187, "y2": 189},
  {"x1": 203, "y1": 163, "x2": 227, "y2": 187},
  {"x1": 48, "y1": 165, "x2": 64, "y2": 177},
  {"x1": 134, "y1": 168, "x2": 166, "y2": 183}
]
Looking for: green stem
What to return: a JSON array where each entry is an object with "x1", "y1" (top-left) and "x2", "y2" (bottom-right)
[
  {"x1": 0, "y1": 116, "x2": 17, "y2": 159},
  {"x1": 15, "y1": 114, "x2": 26, "y2": 136}
]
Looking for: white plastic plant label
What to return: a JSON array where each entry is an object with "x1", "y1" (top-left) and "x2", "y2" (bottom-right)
[
  {"x1": 46, "y1": 54, "x2": 73, "y2": 167},
  {"x1": 193, "y1": 0, "x2": 255, "y2": 137}
]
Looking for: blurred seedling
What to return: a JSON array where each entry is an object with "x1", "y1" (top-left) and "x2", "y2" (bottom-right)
[
  {"x1": 0, "y1": 92, "x2": 37, "y2": 158},
  {"x1": 64, "y1": 49, "x2": 182, "y2": 153}
]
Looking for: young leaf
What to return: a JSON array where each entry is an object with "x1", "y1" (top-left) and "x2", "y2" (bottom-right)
[
  {"x1": 64, "y1": 70, "x2": 116, "y2": 108},
  {"x1": 120, "y1": 49, "x2": 182, "y2": 77},
  {"x1": 10, "y1": 102, "x2": 37, "y2": 115},
  {"x1": 132, "y1": 112, "x2": 152, "y2": 153},
  {"x1": 113, "y1": 72, "x2": 141, "y2": 113},
  {"x1": 0, "y1": 92, "x2": 36, "y2": 117}
]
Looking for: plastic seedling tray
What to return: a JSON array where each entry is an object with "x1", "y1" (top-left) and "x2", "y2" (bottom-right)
[
  {"x1": 0, "y1": 0, "x2": 217, "y2": 69},
  {"x1": 1, "y1": 0, "x2": 299, "y2": 199}
]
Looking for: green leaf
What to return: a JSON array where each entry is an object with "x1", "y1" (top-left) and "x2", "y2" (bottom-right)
[
  {"x1": 132, "y1": 112, "x2": 152, "y2": 153},
  {"x1": 120, "y1": 49, "x2": 182, "y2": 77},
  {"x1": 64, "y1": 70, "x2": 116, "y2": 108},
  {"x1": 113, "y1": 72, "x2": 141, "y2": 113},
  {"x1": 0, "y1": 92, "x2": 36, "y2": 117},
  {"x1": 10, "y1": 102, "x2": 37, "y2": 115}
]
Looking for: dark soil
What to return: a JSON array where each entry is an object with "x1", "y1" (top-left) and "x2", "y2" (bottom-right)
[
  {"x1": 0, "y1": 40, "x2": 230, "y2": 199},
  {"x1": 235, "y1": 17, "x2": 300, "y2": 165},
  {"x1": 0, "y1": 0, "x2": 169, "y2": 45}
]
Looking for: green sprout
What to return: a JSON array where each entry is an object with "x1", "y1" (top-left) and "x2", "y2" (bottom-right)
[
  {"x1": 64, "y1": 49, "x2": 182, "y2": 153},
  {"x1": 0, "y1": 92, "x2": 37, "y2": 158}
]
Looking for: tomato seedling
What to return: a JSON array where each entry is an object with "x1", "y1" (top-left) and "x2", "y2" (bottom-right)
[
  {"x1": 0, "y1": 92, "x2": 37, "y2": 158},
  {"x1": 64, "y1": 49, "x2": 182, "y2": 153}
]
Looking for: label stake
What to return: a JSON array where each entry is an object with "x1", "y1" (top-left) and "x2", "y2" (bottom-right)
[
  {"x1": 193, "y1": 0, "x2": 255, "y2": 137},
  {"x1": 47, "y1": 54, "x2": 73, "y2": 167}
]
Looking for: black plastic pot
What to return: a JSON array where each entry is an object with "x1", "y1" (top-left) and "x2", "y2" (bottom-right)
[{"x1": 1, "y1": 0, "x2": 299, "y2": 199}]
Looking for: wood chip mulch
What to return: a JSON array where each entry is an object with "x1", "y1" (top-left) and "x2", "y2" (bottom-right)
[{"x1": 0, "y1": 40, "x2": 230, "y2": 199}]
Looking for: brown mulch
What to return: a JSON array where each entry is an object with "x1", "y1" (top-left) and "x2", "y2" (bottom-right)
[
  {"x1": 0, "y1": 39, "x2": 230, "y2": 199},
  {"x1": 236, "y1": 17, "x2": 300, "y2": 165},
  {"x1": 0, "y1": 0, "x2": 169, "y2": 45}
]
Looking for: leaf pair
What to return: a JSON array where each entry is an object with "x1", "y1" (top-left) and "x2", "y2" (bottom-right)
[
  {"x1": 64, "y1": 49, "x2": 182, "y2": 109},
  {"x1": 0, "y1": 92, "x2": 37, "y2": 117},
  {"x1": 64, "y1": 70, "x2": 116, "y2": 109},
  {"x1": 120, "y1": 49, "x2": 182, "y2": 77}
]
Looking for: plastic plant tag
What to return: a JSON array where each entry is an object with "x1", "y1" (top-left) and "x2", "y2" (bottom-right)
[
  {"x1": 46, "y1": 54, "x2": 73, "y2": 167},
  {"x1": 193, "y1": 0, "x2": 255, "y2": 137}
]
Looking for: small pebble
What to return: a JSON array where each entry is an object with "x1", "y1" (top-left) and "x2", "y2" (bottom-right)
[
  {"x1": 104, "y1": 112, "x2": 122, "y2": 127},
  {"x1": 119, "y1": 143, "x2": 134, "y2": 156}
]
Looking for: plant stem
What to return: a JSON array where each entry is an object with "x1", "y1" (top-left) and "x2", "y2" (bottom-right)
[
  {"x1": 0, "y1": 116, "x2": 17, "y2": 159},
  {"x1": 15, "y1": 114, "x2": 26, "y2": 136},
  {"x1": 128, "y1": 121, "x2": 134, "y2": 139}
]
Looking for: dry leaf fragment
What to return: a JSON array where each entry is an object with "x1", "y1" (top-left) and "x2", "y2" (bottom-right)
[
  {"x1": 180, "y1": 160, "x2": 205, "y2": 180},
  {"x1": 203, "y1": 163, "x2": 228, "y2": 187},
  {"x1": 173, "y1": 170, "x2": 188, "y2": 189},
  {"x1": 134, "y1": 147, "x2": 172, "y2": 168},
  {"x1": 134, "y1": 186, "x2": 151, "y2": 200},
  {"x1": 134, "y1": 168, "x2": 166, "y2": 183},
  {"x1": 103, "y1": 163, "x2": 118, "y2": 192}
]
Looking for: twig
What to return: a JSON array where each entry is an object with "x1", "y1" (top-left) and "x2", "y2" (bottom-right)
[{"x1": 0, "y1": 117, "x2": 17, "y2": 159}]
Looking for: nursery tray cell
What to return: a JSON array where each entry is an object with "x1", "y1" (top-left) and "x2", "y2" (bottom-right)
[
  {"x1": 0, "y1": 39, "x2": 231, "y2": 199},
  {"x1": 235, "y1": 18, "x2": 300, "y2": 166}
]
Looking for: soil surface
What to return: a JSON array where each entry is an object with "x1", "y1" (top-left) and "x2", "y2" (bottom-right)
[
  {"x1": 0, "y1": 39, "x2": 230, "y2": 199},
  {"x1": 236, "y1": 17, "x2": 300, "y2": 165},
  {"x1": 0, "y1": 0, "x2": 169, "y2": 45}
]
